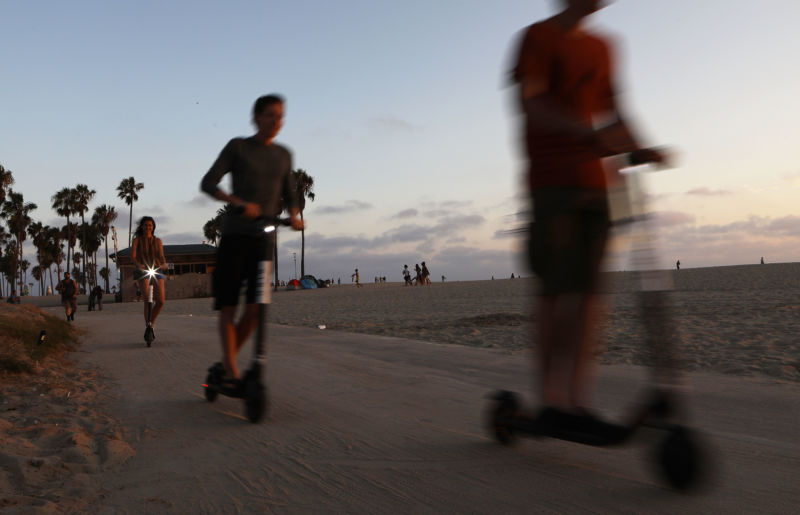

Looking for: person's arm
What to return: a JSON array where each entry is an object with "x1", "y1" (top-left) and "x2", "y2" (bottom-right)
[
  {"x1": 72, "y1": 280, "x2": 78, "y2": 299},
  {"x1": 155, "y1": 238, "x2": 167, "y2": 271},
  {"x1": 200, "y1": 139, "x2": 260, "y2": 218},
  {"x1": 131, "y1": 237, "x2": 144, "y2": 269}
]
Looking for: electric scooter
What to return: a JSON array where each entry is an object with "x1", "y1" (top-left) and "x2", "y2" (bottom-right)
[
  {"x1": 487, "y1": 152, "x2": 705, "y2": 490},
  {"x1": 138, "y1": 266, "x2": 163, "y2": 347},
  {"x1": 203, "y1": 216, "x2": 290, "y2": 423}
]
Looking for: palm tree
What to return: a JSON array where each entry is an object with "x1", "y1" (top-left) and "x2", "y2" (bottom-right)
[
  {"x1": 72, "y1": 251, "x2": 82, "y2": 284},
  {"x1": 202, "y1": 204, "x2": 234, "y2": 247},
  {"x1": 0, "y1": 226, "x2": 8, "y2": 296},
  {"x1": 80, "y1": 222, "x2": 102, "y2": 289},
  {"x1": 292, "y1": 169, "x2": 315, "y2": 277},
  {"x1": 1, "y1": 242, "x2": 18, "y2": 295},
  {"x1": 0, "y1": 164, "x2": 14, "y2": 205},
  {"x1": 92, "y1": 204, "x2": 117, "y2": 293},
  {"x1": 32, "y1": 265, "x2": 43, "y2": 295},
  {"x1": 1, "y1": 190, "x2": 37, "y2": 292},
  {"x1": 51, "y1": 187, "x2": 76, "y2": 274},
  {"x1": 74, "y1": 184, "x2": 96, "y2": 291},
  {"x1": 27, "y1": 221, "x2": 47, "y2": 292},
  {"x1": 46, "y1": 226, "x2": 64, "y2": 290},
  {"x1": 116, "y1": 176, "x2": 144, "y2": 247}
]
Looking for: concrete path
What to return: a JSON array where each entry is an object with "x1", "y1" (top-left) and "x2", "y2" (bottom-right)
[{"x1": 58, "y1": 309, "x2": 799, "y2": 514}]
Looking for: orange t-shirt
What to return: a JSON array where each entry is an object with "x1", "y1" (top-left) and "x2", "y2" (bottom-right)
[{"x1": 512, "y1": 19, "x2": 615, "y2": 190}]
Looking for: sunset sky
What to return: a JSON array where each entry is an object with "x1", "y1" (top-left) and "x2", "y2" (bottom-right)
[{"x1": 3, "y1": 0, "x2": 799, "y2": 284}]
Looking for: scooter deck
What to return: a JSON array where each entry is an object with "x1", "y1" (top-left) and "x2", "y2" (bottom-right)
[
  {"x1": 505, "y1": 407, "x2": 632, "y2": 446},
  {"x1": 492, "y1": 391, "x2": 633, "y2": 446}
]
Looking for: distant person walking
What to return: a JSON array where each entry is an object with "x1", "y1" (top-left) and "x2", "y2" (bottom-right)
[
  {"x1": 676, "y1": 260, "x2": 680, "y2": 270},
  {"x1": 56, "y1": 272, "x2": 78, "y2": 321},
  {"x1": 421, "y1": 261, "x2": 431, "y2": 285},
  {"x1": 760, "y1": 257, "x2": 764, "y2": 265},
  {"x1": 414, "y1": 264, "x2": 423, "y2": 285},
  {"x1": 92, "y1": 285, "x2": 104, "y2": 311},
  {"x1": 352, "y1": 268, "x2": 363, "y2": 287},
  {"x1": 403, "y1": 265, "x2": 413, "y2": 286}
]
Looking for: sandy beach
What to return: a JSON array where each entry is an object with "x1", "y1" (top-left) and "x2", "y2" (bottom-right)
[
  {"x1": 2, "y1": 263, "x2": 799, "y2": 512},
  {"x1": 29, "y1": 262, "x2": 797, "y2": 381}
]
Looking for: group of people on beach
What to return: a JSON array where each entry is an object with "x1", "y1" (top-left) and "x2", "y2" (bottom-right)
[{"x1": 402, "y1": 263, "x2": 431, "y2": 286}]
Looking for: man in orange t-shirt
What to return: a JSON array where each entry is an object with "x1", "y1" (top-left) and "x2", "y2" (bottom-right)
[{"x1": 510, "y1": 0, "x2": 666, "y2": 415}]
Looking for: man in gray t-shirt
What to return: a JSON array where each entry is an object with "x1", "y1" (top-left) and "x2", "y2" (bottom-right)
[{"x1": 200, "y1": 94, "x2": 303, "y2": 382}]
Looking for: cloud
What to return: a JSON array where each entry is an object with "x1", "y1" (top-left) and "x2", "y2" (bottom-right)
[
  {"x1": 312, "y1": 200, "x2": 373, "y2": 215},
  {"x1": 183, "y1": 194, "x2": 216, "y2": 208},
  {"x1": 161, "y1": 231, "x2": 206, "y2": 245},
  {"x1": 431, "y1": 215, "x2": 485, "y2": 235},
  {"x1": 420, "y1": 200, "x2": 474, "y2": 219},
  {"x1": 652, "y1": 211, "x2": 696, "y2": 227},
  {"x1": 393, "y1": 208, "x2": 418, "y2": 219},
  {"x1": 685, "y1": 187, "x2": 732, "y2": 196},
  {"x1": 367, "y1": 115, "x2": 420, "y2": 133}
]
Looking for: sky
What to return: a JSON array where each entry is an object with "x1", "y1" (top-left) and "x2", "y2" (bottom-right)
[{"x1": 3, "y1": 0, "x2": 800, "y2": 288}]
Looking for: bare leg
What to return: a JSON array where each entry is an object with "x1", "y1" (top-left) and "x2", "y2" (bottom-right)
[
  {"x1": 219, "y1": 306, "x2": 240, "y2": 378},
  {"x1": 139, "y1": 279, "x2": 150, "y2": 324},
  {"x1": 234, "y1": 304, "x2": 260, "y2": 353},
  {"x1": 149, "y1": 278, "x2": 166, "y2": 326}
]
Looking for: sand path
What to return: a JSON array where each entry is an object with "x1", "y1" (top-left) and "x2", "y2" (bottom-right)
[{"x1": 65, "y1": 309, "x2": 800, "y2": 514}]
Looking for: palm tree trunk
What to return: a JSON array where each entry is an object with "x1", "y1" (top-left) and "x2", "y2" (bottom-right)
[
  {"x1": 17, "y1": 235, "x2": 23, "y2": 293},
  {"x1": 300, "y1": 211, "x2": 305, "y2": 277},
  {"x1": 128, "y1": 203, "x2": 133, "y2": 247},
  {"x1": 104, "y1": 236, "x2": 110, "y2": 293},
  {"x1": 65, "y1": 216, "x2": 72, "y2": 275},
  {"x1": 48, "y1": 266, "x2": 55, "y2": 295}
]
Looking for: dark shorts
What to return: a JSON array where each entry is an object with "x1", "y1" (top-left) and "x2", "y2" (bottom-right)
[
  {"x1": 213, "y1": 233, "x2": 274, "y2": 310},
  {"x1": 528, "y1": 187, "x2": 610, "y2": 296}
]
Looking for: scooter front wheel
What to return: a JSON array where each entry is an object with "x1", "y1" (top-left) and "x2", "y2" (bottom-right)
[
  {"x1": 204, "y1": 373, "x2": 219, "y2": 402},
  {"x1": 488, "y1": 391, "x2": 520, "y2": 446},
  {"x1": 656, "y1": 425, "x2": 702, "y2": 490}
]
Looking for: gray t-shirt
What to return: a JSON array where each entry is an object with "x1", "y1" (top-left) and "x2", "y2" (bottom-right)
[{"x1": 201, "y1": 136, "x2": 298, "y2": 237}]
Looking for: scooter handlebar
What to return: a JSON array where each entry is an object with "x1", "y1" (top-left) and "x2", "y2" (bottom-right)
[{"x1": 232, "y1": 205, "x2": 292, "y2": 228}]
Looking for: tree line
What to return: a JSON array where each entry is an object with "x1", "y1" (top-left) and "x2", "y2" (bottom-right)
[
  {"x1": 1, "y1": 162, "x2": 315, "y2": 298},
  {"x1": 0, "y1": 162, "x2": 144, "y2": 298}
]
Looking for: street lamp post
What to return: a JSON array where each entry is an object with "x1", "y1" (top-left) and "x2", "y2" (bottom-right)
[{"x1": 292, "y1": 252, "x2": 297, "y2": 279}]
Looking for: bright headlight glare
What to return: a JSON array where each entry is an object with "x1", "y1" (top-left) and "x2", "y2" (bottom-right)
[
  {"x1": 264, "y1": 225, "x2": 276, "y2": 233},
  {"x1": 145, "y1": 267, "x2": 158, "y2": 278}
]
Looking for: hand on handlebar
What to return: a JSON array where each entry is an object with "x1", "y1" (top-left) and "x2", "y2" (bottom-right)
[
  {"x1": 289, "y1": 215, "x2": 304, "y2": 231},
  {"x1": 238, "y1": 202, "x2": 262, "y2": 220},
  {"x1": 629, "y1": 147, "x2": 671, "y2": 168}
]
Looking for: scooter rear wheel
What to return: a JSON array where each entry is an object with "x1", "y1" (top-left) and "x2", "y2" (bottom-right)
[
  {"x1": 657, "y1": 425, "x2": 702, "y2": 490},
  {"x1": 489, "y1": 391, "x2": 520, "y2": 445},
  {"x1": 244, "y1": 378, "x2": 267, "y2": 423}
]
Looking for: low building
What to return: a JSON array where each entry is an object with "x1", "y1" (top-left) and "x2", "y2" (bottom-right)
[{"x1": 111, "y1": 244, "x2": 217, "y2": 302}]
